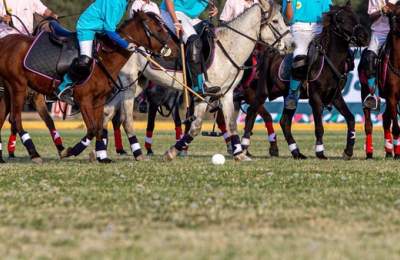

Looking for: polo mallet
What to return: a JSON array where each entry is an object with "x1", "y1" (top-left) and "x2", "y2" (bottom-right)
[
  {"x1": 179, "y1": 34, "x2": 191, "y2": 116},
  {"x1": 201, "y1": 109, "x2": 223, "y2": 137},
  {"x1": 135, "y1": 49, "x2": 220, "y2": 110}
]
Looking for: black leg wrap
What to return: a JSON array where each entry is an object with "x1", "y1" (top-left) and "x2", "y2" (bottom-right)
[
  {"x1": 70, "y1": 136, "x2": 91, "y2": 156},
  {"x1": 129, "y1": 136, "x2": 143, "y2": 158},
  {"x1": 102, "y1": 129, "x2": 108, "y2": 148},
  {"x1": 175, "y1": 134, "x2": 193, "y2": 151},
  {"x1": 19, "y1": 131, "x2": 39, "y2": 158},
  {"x1": 347, "y1": 131, "x2": 356, "y2": 146},
  {"x1": 231, "y1": 135, "x2": 243, "y2": 156},
  {"x1": 0, "y1": 143, "x2": 4, "y2": 163},
  {"x1": 95, "y1": 140, "x2": 109, "y2": 161}
]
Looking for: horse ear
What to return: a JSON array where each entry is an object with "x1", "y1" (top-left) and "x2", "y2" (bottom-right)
[{"x1": 258, "y1": 0, "x2": 271, "y2": 12}]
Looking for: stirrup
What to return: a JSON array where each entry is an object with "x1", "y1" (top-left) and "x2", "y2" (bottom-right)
[
  {"x1": 363, "y1": 94, "x2": 380, "y2": 111},
  {"x1": 56, "y1": 87, "x2": 74, "y2": 106}
]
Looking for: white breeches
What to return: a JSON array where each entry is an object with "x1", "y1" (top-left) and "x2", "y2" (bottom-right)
[
  {"x1": 79, "y1": 40, "x2": 93, "y2": 58},
  {"x1": 161, "y1": 10, "x2": 200, "y2": 43},
  {"x1": 368, "y1": 30, "x2": 389, "y2": 55},
  {"x1": 291, "y1": 22, "x2": 323, "y2": 57}
]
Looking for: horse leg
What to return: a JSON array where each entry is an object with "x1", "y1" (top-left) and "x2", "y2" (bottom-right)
[
  {"x1": 9, "y1": 86, "x2": 41, "y2": 163},
  {"x1": 164, "y1": 101, "x2": 208, "y2": 161},
  {"x1": 60, "y1": 101, "x2": 96, "y2": 160},
  {"x1": 120, "y1": 95, "x2": 144, "y2": 160},
  {"x1": 112, "y1": 108, "x2": 127, "y2": 155},
  {"x1": 392, "y1": 115, "x2": 400, "y2": 159},
  {"x1": 32, "y1": 93, "x2": 65, "y2": 156},
  {"x1": 309, "y1": 94, "x2": 327, "y2": 159},
  {"x1": 94, "y1": 102, "x2": 112, "y2": 164},
  {"x1": 7, "y1": 121, "x2": 17, "y2": 158},
  {"x1": 103, "y1": 103, "x2": 117, "y2": 154},
  {"x1": 382, "y1": 107, "x2": 393, "y2": 158},
  {"x1": 216, "y1": 109, "x2": 232, "y2": 154},
  {"x1": 361, "y1": 82, "x2": 374, "y2": 159},
  {"x1": 172, "y1": 101, "x2": 187, "y2": 157},
  {"x1": 241, "y1": 103, "x2": 258, "y2": 156},
  {"x1": 258, "y1": 105, "x2": 279, "y2": 157},
  {"x1": 145, "y1": 102, "x2": 158, "y2": 156},
  {"x1": 0, "y1": 97, "x2": 7, "y2": 163},
  {"x1": 332, "y1": 94, "x2": 356, "y2": 159},
  {"x1": 221, "y1": 93, "x2": 249, "y2": 161},
  {"x1": 280, "y1": 108, "x2": 307, "y2": 159}
]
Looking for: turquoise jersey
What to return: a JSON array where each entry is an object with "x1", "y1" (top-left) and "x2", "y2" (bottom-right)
[
  {"x1": 76, "y1": 0, "x2": 127, "y2": 41},
  {"x1": 160, "y1": 0, "x2": 208, "y2": 19},
  {"x1": 282, "y1": 0, "x2": 331, "y2": 24}
]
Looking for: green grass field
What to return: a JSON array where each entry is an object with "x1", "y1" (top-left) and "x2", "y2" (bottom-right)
[{"x1": 1, "y1": 128, "x2": 400, "y2": 259}]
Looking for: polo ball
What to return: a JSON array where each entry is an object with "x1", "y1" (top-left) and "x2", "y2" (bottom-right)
[{"x1": 211, "y1": 154, "x2": 225, "y2": 165}]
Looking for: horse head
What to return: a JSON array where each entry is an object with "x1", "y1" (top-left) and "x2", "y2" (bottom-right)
[
  {"x1": 118, "y1": 11, "x2": 178, "y2": 57},
  {"x1": 323, "y1": 1, "x2": 369, "y2": 47},
  {"x1": 258, "y1": 0, "x2": 292, "y2": 53}
]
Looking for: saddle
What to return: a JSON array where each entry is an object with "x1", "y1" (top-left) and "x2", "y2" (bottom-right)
[
  {"x1": 278, "y1": 44, "x2": 325, "y2": 83},
  {"x1": 150, "y1": 20, "x2": 215, "y2": 71},
  {"x1": 24, "y1": 22, "x2": 91, "y2": 82}
]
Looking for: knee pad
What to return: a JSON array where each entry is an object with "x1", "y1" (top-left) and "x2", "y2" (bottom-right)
[
  {"x1": 360, "y1": 49, "x2": 377, "y2": 78},
  {"x1": 291, "y1": 55, "x2": 308, "y2": 81},
  {"x1": 68, "y1": 55, "x2": 93, "y2": 83}
]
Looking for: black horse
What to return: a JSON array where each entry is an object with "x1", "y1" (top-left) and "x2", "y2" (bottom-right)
[{"x1": 244, "y1": 2, "x2": 369, "y2": 159}]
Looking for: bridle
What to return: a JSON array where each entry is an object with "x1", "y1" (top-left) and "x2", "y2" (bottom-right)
[
  {"x1": 220, "y1": 4, "x2": 290, "y2": 48},
  {"x1": 331, "y1": 8, "x2": 364, "y2": 46},
  {"x1": 121, "y1": 12, "x2": 173, "y2": 57}
]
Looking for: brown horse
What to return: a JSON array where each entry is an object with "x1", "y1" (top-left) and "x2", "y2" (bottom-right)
[
  {"x1": 0, "y1": 87, "x2": 64, "y2": 163},
  {"x1": 0, "y1": 11, "x2": 177, "y2": 163},
  {"x1": 359, "y1": 3, "x2": 400, "y2": 159}
]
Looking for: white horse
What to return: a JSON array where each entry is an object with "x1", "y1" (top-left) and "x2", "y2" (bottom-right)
[{"x1": 103, "y1": 0, "x2": 292, "y2": 161}]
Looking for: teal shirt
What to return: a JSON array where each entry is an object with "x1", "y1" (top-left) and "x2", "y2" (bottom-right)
[
  {"x1": 282, "y1": 0, "x2": 331, "y2": 24},
  {"x1": 76, "y1": 0, "x2": 127, "y2": 41},
  {"x1": 160, "y1": 0, "x2": 208, "y2": 19}
]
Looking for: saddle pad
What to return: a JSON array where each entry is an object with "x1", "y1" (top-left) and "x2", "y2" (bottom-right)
[
  {"x1": 24, "y1": 31, "x2": 79, "y2": 80},
  {"x1": 278, "y1": 54, "x2": 324, "y2": 82}
]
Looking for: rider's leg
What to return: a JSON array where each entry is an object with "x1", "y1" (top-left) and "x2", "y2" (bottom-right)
[
  {"x1": 56, "y1": 39, "x2": 94, "y2": 102},
  {"x1": 363, "y1": 31, "x2": 387, "y2": 110}
]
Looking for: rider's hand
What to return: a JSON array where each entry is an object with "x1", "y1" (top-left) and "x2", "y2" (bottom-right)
[
  {"x1": 382, "y1": 5, "x2": 390, "y2": 14},
  {"x1": 209, "y1": 6, "x2": 218, "y2": 17},
  {"x1": 1, "y1": 15, "x2": 11, "y2": 24},
  {"x1": 126, "y1": 43, "x2": 137, "y2": 52},
  {"x1": 174, "y1": 22, "x2": 184, "y2": 37}
]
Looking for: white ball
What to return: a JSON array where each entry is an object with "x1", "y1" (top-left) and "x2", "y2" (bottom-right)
[{"x1": 211, "y1": 154, "x2": 225, "y2": 165}]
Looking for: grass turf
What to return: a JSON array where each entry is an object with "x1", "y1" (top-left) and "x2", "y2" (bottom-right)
[{"x1": 0, "y1": 129, "x2": 400, "y2": 259}]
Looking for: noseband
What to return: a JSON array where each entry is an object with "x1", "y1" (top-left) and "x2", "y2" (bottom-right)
[{"x1": 331, "y1": 9, "x2": 363, "y2": 46}]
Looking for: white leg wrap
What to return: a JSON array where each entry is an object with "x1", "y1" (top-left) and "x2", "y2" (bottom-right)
[
  {"x1": 145, "y1": 137, "x2": 153, "y2": 144},
  {"x1": 96, "y1": 150, "x2": 108, "y2": 160},
  {"x1": 315, "y1": 144, "x2": 324, "y2": 153},
  {"x1": 21, "y1": 133, "x2": 31, "y2": 143},
  {"x1": 52, "y1": 130, "x2": 60, "y2": 139},
  {"x1": 233, "y1": 144, "x2": 243, "y2": 155},
  {"x1": 241, "y1": 138, "x2": 250, "y2": 146},
  {"x1": 131, "y1": 143, "x2": 141, "y2": 152},
  {"x1": 81, "y1": 138, "x2": 91, "y2": 147},
  {"x1": 385, "y1": 140, "x2": 394, "y2": 149},
  {"x1": 268, "y1": 133, "x2": 276, "y2": 142},
  {"x1": 0, "y1": 143, "x2": 2, "y2": 151},
  {"x1": 288, "y1": 143, "x2": 298, "y2": 152}
]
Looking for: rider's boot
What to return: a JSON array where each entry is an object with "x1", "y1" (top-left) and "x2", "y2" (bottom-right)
[
  {"x1": 363, "y1": 77, "x2": 380, "y2": 110},
  {"x1": 55, "y1": 74, "x2": 74, "y2": 105},
  {"x1": 284, "y1": 78, "x2": 301, "y2": 110}
]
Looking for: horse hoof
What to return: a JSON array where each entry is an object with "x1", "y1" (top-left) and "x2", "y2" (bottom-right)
[
  {"x1": 394, "y1": 154, "x2": 400, "y2": 160},
  {"x1": 234, "y1": 153, "x2": 252, "y2": 162},
  {"x1": 135, "y1": 154, "x2": 149, "y2": 161},
  {"x1": 243, "y1": 149, "x2": 252, "y2": 157},
  {"x1": 385, "y1": 152, "x2": 393, "y2": 159},
  {"x1": 31, "y1": 157, "x2": 43, "y2": 165},
  {"x1": 147, "y1": 150, "x2": 154, "y2": 156},
  {"x1": 269, "y1": 144, "x2": 279, "y2": 157},
  {"x1": 116, "y1": 149, "x2": 128, "y2": 156},
  {"x1": 0, "y1": 158, "x2": 6, "y2": 164},
  {"x1": 226, "y1": 145, "x2": 233, "y2": 155},
  {"x1": 163, "y1": 146, "x2": 178, "y2": 161},
  {"x1": 292, "y1": 149, "x2": 307, "y2": 160},
  {"x1": 98, "y1": 158, "x2": 113, "y2": 164},
  {"x1": 342, "y1": 150, "x2": 353, "y2": 160},
  {"x1": 60, "y1": 148, "x2": 72, "y2": 159},
  {"x1": 366, "y1": 153, "x2": 373, "y2": 160},
  {"x1": 8, "y1": 153, "x2": 15, "y2": 159},
  {"x1": 316, "y1": 151, "x2": 328, "y2": 160}
]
